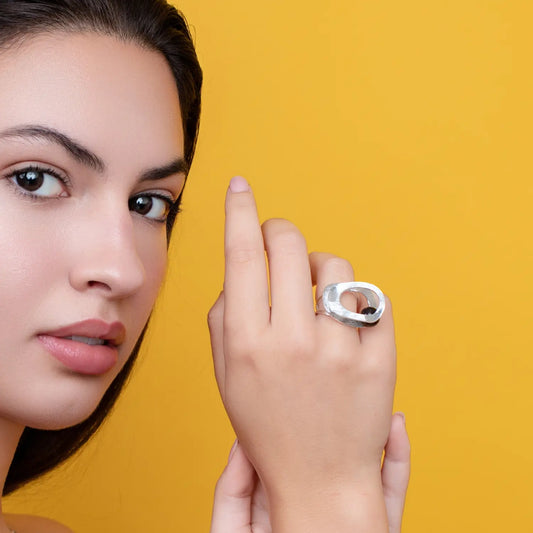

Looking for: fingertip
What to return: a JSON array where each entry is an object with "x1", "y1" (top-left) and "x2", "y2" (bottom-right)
[
  {"x1": 390, "y1": 412, "x2": 403, "y2": 432},
  {"x1": 225, "y1": 176, "x2": 254, "y2": 216},
  {"x1": 387, "y1": 411, "x2": 411, "y2": 458},
  {"x1": 228, "y1": 175, "x2": 250, "y2": 193},
  {"x1": 218, "y1": 440, "x2": 257, "y2": 498}
]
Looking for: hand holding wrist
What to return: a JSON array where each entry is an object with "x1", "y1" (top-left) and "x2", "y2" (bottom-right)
[{"x1": 268, "y1": 474, "x2": 388, "y2": 533}]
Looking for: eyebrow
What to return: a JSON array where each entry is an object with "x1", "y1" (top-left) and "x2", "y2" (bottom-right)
[{"x1": 0, "y1": 124, "x2": 188, "y2": 182}]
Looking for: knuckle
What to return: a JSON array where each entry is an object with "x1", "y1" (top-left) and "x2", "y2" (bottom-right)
[
  {"x1": 360, "y1": 355, "x2": 396, "y2": 384},
  {"x1": 207, "y1": 307, "x2": 220, "y2": 327},
  {"x1": 207, "y1": 296, "x2": 224, "y2": 325},
  {"x1": 329, "y1": 350, "x2": 356, "y2": 373},
  {"x1": 226, "y1": 343, "x2": 259, "y2": 369},
  {"x1": 286, "y1": 334, "x2": 314, "y2": 360},
  {"x1": 316, "y1": 338, "x2": 354, "y2": 370},
  {"x1": 223, "y1": 320, "x2": 260, "y2": 357},
  {"x1": 214, "y1": 474, "x2": 227, "y2": 496}
]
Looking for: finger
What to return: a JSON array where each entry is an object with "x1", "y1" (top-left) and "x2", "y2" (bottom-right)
[
  {"x1": 250, "y1": 475, "x2": 271, "y2": 532},
  {"x1": 360, "y1": 291, "x2": 394, "y2": 345},
  {"x1": 359, "y1": 293, "x2": 396, "y2": 380},
  {"x1": 382, "y1": 413, "x2": 410, "y2": 533},
  {"x1": 210, "y1": 440, "x2": 257, "y2": 533},
  {"x1": 309, "y1": 251, "x2": 360, "y2": 343},
  {"x1": 262, "y1": 219, "x2": 315, "y2": 329},
  {"x1": 208, "y1": 290, "x2": 226, "y2": 401},
  {"x1": 224, "y1": 177, "x2": 270, "y2": 337}
]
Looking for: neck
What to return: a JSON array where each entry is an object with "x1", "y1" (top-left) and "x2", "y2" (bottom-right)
[{"x1": 0, "y1": 417, "x2": 25, "y2": 533}]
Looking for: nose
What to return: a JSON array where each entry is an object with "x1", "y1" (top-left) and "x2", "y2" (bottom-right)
[{"x1": 68, "y1": 205, "x2": 146, "y2": 299}]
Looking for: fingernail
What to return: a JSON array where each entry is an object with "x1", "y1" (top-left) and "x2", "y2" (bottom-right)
[
  {"x1": 397, "y1": 412, "x2": 406, "y2": 425},
  {"x1": 229, "y1": 176, "x2": 250, "y2": 193},
  {"x1": 228, "y1": 439, "x2": 239, "y2": 462}
]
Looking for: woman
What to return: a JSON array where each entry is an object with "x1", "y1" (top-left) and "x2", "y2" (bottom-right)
[{"x1": 0, "y1": 1, "x2": 409, "y2": 532}]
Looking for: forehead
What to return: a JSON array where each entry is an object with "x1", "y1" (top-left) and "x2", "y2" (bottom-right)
[{"x1": 0, "y1": 31, "x2": 184, "y2": 167}]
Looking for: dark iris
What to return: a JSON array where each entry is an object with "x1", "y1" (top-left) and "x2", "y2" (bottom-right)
[
  {"x1": 16, "y1": 170, "x2": 43, "y2": 192},
  {"x1": 129, "y1": 196, "x2": 153, "y2": 215}
]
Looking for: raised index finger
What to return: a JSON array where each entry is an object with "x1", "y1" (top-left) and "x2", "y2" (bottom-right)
[{"x1": 224, "y1": 176, "x2": 270, "y2": 334}]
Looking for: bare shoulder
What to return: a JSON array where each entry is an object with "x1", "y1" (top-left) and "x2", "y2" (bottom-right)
[{"x1": 5, "y1": 513, "x2": 74, "y2": 533}]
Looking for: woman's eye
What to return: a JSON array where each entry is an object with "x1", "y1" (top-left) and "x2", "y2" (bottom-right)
[
  {"x1": 129, "y1": 195, "x2": 171, "y2": 222},
  {"x1": 9, "y1": 168, "x2": 65, "y2": 197}
]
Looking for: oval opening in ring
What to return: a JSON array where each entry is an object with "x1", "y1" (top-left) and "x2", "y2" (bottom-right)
[{"x1": 323, "y1": 282, "x2": 385, "y2": 325}]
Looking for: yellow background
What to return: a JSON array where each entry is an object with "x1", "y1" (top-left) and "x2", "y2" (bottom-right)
[{"x1": 6, "y1": 1, "x2": 532, "y2": 531}]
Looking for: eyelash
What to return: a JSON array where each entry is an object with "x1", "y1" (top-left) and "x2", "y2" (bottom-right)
[
  {"x1": 12, "y1": 164, "x2": 70, "y2": 191},
  {"x1": 3, "y1": 164, "x2": 178, "y2": 224}
]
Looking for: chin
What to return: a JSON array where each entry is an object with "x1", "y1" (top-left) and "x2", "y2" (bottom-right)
[
  {"x1": 29, "y1": 400, "x2": 103, "y2": 431},
  {"x1": 1, "y1": 377, "x2": 111, "y2": 430}
]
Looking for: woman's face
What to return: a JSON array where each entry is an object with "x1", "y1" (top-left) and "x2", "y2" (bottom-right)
[{"x1": 0, "y1": 32, "x2": 185, "y2": 429}]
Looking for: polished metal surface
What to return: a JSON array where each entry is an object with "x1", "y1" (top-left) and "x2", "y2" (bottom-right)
[{"x1": 316, "y1": 281, "x2": 385, "y2": 328}]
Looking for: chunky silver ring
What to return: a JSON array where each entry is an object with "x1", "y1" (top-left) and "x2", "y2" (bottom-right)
[{"x1": 315, "y1": 281, "x2": 385, "y2": 328}]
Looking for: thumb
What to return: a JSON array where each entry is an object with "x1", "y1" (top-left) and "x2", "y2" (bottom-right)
[
  {"x1": 382, "y1": 412, "x2": 410, "y2": 533},
  {"x1": 210, "y1": 440, "x2": 257, "y2": 533}
]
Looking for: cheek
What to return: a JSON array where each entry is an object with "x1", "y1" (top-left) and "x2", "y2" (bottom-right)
[
  {"x1": 135, "y1": 230, "x2": 169, "y2": 313},
  {"x1": 144, "y1": 233, "x2": 168, "y2": 287},
  {"x1": 0, "y1": 200, "x2": 59, "y2": 315}
]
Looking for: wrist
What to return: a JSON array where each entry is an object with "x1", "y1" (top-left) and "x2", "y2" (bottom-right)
[{"x1": 267, "y1": 474, "x2": 388, "y2": 533}]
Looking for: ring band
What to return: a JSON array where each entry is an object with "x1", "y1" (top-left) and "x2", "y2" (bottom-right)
[{"x1": 316, "y1": 281, "x2": 385, "y2": 328}]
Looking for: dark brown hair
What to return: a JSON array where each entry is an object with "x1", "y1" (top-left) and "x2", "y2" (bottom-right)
[{"x1": 1, "y1": 0, "x2": 202, "y2": 495}]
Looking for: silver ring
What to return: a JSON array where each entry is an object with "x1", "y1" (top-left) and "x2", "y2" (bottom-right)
[{"x1": 315, "y1": 281, "x2": 385, "y2": 328}]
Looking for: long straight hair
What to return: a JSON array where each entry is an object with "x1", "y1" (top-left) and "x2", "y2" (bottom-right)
[{"x1": 1, "y1": 0, "x2": 202, "y2": 496}]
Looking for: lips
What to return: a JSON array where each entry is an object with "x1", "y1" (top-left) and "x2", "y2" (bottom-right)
[
  {"x1": 42, "y1": 319, "x2": 126, "y2": 347},
  {"x1": 37, "y1": 319, "x2": 126, "y2": 375}
]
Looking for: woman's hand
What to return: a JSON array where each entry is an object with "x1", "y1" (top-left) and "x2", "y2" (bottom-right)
[
  {"x1": 210, "y1": 413, "x2": 410, "y2": 533},
  {"x1": 210, "y1": 440, "x2": 271, "y2": 533},
  {"x1": 382, "y1": 413, "x2": 410, "y2": 533},
  {"x1": 208, "y1": 177, "x2": 400, "y2": 532}
]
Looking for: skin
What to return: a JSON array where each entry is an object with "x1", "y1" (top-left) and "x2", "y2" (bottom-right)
[
  {"x1": 211, "y1": 414, "x2": 410, "y2": 533},
  {"x1": 0, "y1": 29, "x2": 410, "y2": 533},
  {"x1": 0, "y1": 32, "x2": 184, "y2": 532},
  {"x1": 208, "y1": 179, "x2": 411, "y2": 533}
]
